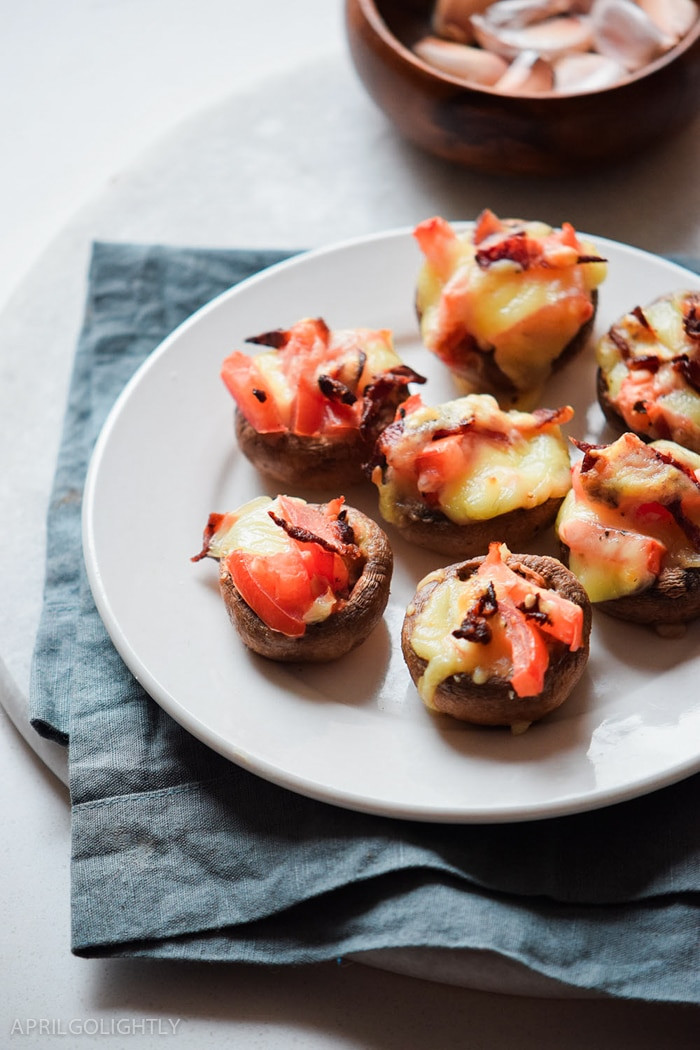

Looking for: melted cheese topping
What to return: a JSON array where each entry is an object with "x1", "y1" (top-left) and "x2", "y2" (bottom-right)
[
  {"x1": 556, "y1": 494, "x2": 660, "y2": 602},
  {"x1": 409, "y1": 573, "x2": 513, "y2": 708},
  {"x1": 556, "y1": 437, "x2": 700, "y2": 602},
  {"x1": 206, "y1": 496, "x2": 288, "y2": 558},
  {"x1": 440, "y1": 432, "x2": 570, "y2": 522},
  {"x1": 378, "y1": 394, "x2": 572, "y2": 525}
]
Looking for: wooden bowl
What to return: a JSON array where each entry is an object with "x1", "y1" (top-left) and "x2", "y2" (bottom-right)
[{"x1": 345, "y1": 0, "x2": 700, "y2": 176}]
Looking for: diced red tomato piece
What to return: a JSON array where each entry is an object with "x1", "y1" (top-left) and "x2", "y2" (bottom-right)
[
  {"x1": 226, "y1": 549, "x2": 308, "y2": 637},
  {"x1": 479, "y1": 543, "x2": 584, "y2": 651},
  {"x1": 399, "y1": 393, "x2": 425, "y2": 418},
  {"x1": 414, "y1": 434, "x2": 467, "y2": 494},
  {"x1": 270, "y1": 550, "x2": 316, "y2": 610},
  {"x1": 413, "y1": 217, "x2": 460, "y2": 281},
  {"x1": 320, "y1": 398, "x2": 361, "y2": 434},
  {"x1": 473, "y1": 208, "x2": 505, "y2": 245},
  {"x1": 496, "y1": 596, "x2": 549, "y2": 698},
  {"x1": 635, "y1": 501, "x2": 676, "y2": 528},
  {"x1": 298, "y1": 546, "x2": 349, "y2": 596},
  {"x1": 278, "y1": 318, "x2": 332, "y2": 391},
  {"x1": 221, "y1": 351, "x2": 285, "y2": 433},
  {"x1": 559, "y1": 222, "x2": 582, "y2": 251},
  {"x1": 291, "y1": 372, "x2": 326, "y2": 436},
  {"x1": 274, "y1": 496, "x2": 351, "y2": 592}
]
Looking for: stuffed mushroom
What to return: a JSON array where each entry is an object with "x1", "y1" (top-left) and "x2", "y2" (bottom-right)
[
  {"x1": 401, "y1": 543, "x2": 592, "y2": 729},
  {"x1": 596, "y1": 290, "x2": 700, "y2": 455},
  {"x1": 368, "y1": 392, "x2": 575, "y2": 557},
  {"x1": 193, "y1": 494, "x2": 393, "y2": 662},
  {"x1": 221, "y1": 317, "x2": 425, "y2": 488},
  {"x1": 414, "y1": 210, "x2": 607, "y2": 409},
  {"x1": 556, "y1": 432, "x2": 700, "y2": 626}
]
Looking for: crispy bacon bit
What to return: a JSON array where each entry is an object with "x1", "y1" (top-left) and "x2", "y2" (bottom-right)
[
  {"x1": 571, "y1": 438, "x2": 606, "y2": 474},
  {"x1": 191, "y1": 512, "x2": 227, "y2": 562},
  {"x1": 335, "y1": 510, "x2": 356, "y2": 546},
  {"x1": 246, "y1": 328, "x2": 290, "y2": 349},
  {"x1": 246, "y1": 318, "x2": 331, "y2": 348},
  {"x1": 475, "y1": 232, "x2": 605, "y2": 272},
  {"x1": 359, "y1": 366, "x2": 426, "y2": 434},
  {"x1": 673, "y1": 354, "x2": 700, "y2": 394},
  {"x1": 475, "y1": 232, "x2": 535, "y2": 271},
  {"x1": 365, "y1": 412, "x2": 406, "y2": 476},
  {"x1": 631, "y1": 305, "x2": 652, "y2": 329},
  {"x1": 453, "y1": 582, "x2": 498, "y2": 644},
  {"x1": 431, "y1": 421, "x2": 474, "y2": 442},
  {"x1": 652, "y1": 444, "x2": 700, "y2": 492},
  {"x1": 576, "y1": 254, "x2": 607, "y2": 265},
  {"x1": 683, "y1": 297, "x2": 700, "y2": 341},
  {"x1": 580, "y1": 447, "x2": 601, "y2": 474},
  {"x1": 530, "y1": 405, "x2": 574, "y2": 428},
  {"x1": 318, "y1": 374, "x2": 357, "y2": 405},
  {"x1": 609, "y1": 325, "x2": 634, "y2": 359},
  {"x1": 267, "y1": 510, "x2": 360, "y2": 560},
  {"x1": 388, "y1": 364, "x2": 427, "y2": 383},
  {"x1": 252, "y1": 388, "x2": 267, "y2": 402},
  {"x1": 629, "y1": 355, "x2": 661, "y2": 373},
  {"x1": 421, "y1": 405, "x2": 570, "y2": 445},
  {"x1": 453, "y1": 618, "x2": 492, "y2": 645},
  {"x1": 517, "y1": 592, "x2": 552, "y2": 627},
  {"x1": 430, "y1": 418, "x2": 511, "y2": 445}
]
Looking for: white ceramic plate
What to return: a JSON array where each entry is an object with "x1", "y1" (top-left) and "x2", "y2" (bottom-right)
[{"x1": 83, "y1": 227, "x2": 700, "y2": 823}]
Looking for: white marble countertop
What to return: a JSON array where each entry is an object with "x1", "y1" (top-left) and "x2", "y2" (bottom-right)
[{"x1": 1, "y1": 2, "x2": 699, "y2": 1045}]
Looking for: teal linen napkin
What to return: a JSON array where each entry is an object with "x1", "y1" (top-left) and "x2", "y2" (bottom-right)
[{"x1": 29, "y1": 242, "x2": 700, "y2": 1002}]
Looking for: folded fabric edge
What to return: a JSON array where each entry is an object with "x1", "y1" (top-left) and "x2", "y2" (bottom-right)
[
  {"x1": 70, "y1": 873, "x2": 699, "y2": 1004},
  {"x1": 31, "y1": 717, "x2": 69, "y2": 746},
  {"x1": 72, "y1": 943, "x2": 605, "y2": 1001}
]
